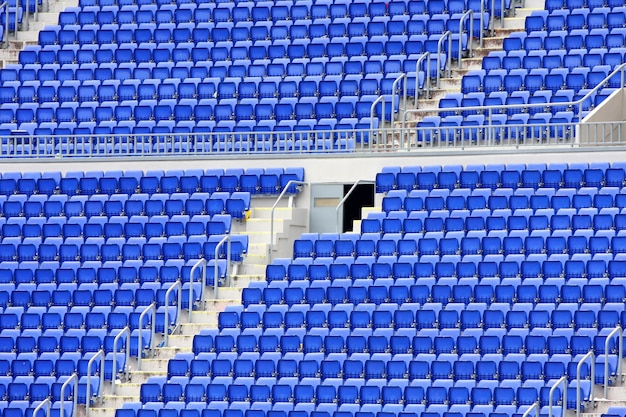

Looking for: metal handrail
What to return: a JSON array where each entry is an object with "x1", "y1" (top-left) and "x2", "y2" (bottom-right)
[
  {"x1": 335, "y1": 179, "x2": 375, "y2": 234},
  {"x1": 576, "y1": 350, "x2": 595, "y2": 417},
  {"x1": 163, "y1": 280, "x2": 182, "y2": 347},
  {"x1": 548, "y1": 375, "x2": 568, "y2": 417},
  {"x1": 436, "y1": 31, "x2": 453, "y2": 88},
  {"x1": 213, "y1": 234, "x2": 231, "y2": 298},
  {"x1": 403, "y1": 62, "x2": 626, "y2": 125},
  {"x1": 370, "y1": 95, "x2": 386, "y2": 132},
  {"x1": 390, "y1": 73, "x2": 408, "y2": 128},
  {"x1": 59, "y1": 373, "x2": 78, "y2": 417},
  {"x1": 23, "y1": 0, "x2": 28, "y2": 30},
  {"x1": 188, "y1": 259, "x2": 206, "y2": 322},
  {"x1": 479, "y1": 0, "x2": 485, "y2": 47},
  {"x1": 458, "y1": 10, "x2": 474, "y2": 68},
  {"x1": 521, "y1": 401, "x2": 540, "y2": 417},
  {"x1": 269, "y1": 179, "x2": 307, "y2": 262},
  {"x1": 604, "y1": 326, "x2": 624, "y2": 399},
  {"x1": 414, "y1": 52, "x2": 431, "y2": 108},
  {"x1": 137, "y1": 303, "x2": 156, "y2": 370},
  {"x1": 0, "y1": 2, "x2": 9, "y2": 48},
  {"x1": 490, "y1": 0, "x2": 506, "y2": 35},
  {"x1": 111, "y1": 326, "x2": 130, "y2": 395},
  {"x1": 32, "y1": 398, "x2": 51, "y2": 417},
  {"x1": 85, "y1": 349, "x2": 105, "y2": 417}
]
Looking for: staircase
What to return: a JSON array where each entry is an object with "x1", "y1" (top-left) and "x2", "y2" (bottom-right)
[
  {"x1": 86, "y1": 196, "x2": 308, "y2": 417},
  {"x1": 377, "y1": 0, "x2": 547, "y2": 150},
  {"x1": 0, "y1": 0, "x2": 76, "y2": 67},
  {"x1": 582, "y1": 371, "x2": 626, "y2": 417}
]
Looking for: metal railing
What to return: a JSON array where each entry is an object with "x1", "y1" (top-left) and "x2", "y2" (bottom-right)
[
  {"x1": 269, "y1": 180, "x2": 307, "y2": 262},
  {"x1": 390, "y1": 73, "x2": 408, "y2": 128},
  {"x1": 402, "y1": 62, "x2": 626, "y2": 130},
  {"x1": 59, "y1": 373, "x2": 78, "y2": 417},
  {"x1": 137, "y1": 303, "x2": 155, "y2": 370},
  {"x1": 436, "y1": 31, "x2": 453, "y2": 88},
  {"x1": 548, "y1": 376, "x2": 568, "y2": 417},
  {"x1": 163, "y1": 280, "x2": 182, "y2": 347},
  {"x1": 414, "y1": 52, "x2": 432, "y2": 107},
  {"x1": 603, "y1": 326, "x2": 624, "y2": 399},
  {"x1": 458, "y1": 10, "x2": 474, "y2": 68},
  {"x1": 370, "y1": 95, "x2": 386, "y2": 133},
  {"x1": 0, "y1": 2, "x2": 9, "y2": 48},
  {"x1": 32, "y1": 398, "x2": 51, "y2": 417},
  {"x1": 490, "y1": 0, "x2": 507, "y2": 35},
  {"x1": 576, "y1": 350, "x2": 595, "y2": 417},
  {"x1": 214, "y1": 234, "x2": 231, "y2": 298},
  {"x1": 188, "y1": 258, "x2": 206, "y2": 322},
  {"x1": 335, "y1": 180, "x2": 375, "y2": 234},
  {"x1": 521, "y1": 401, "x2": 540, "y2": 417},
  {"x1": 85, "y1": 349, "x2": 104, "y2": 417},
  {"x1": 111, "y1": 326, "x2": 130, "y2": 395}
]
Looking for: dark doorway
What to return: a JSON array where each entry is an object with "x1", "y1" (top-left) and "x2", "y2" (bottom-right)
[{"x1": 342, "y1": 183, "x2": 375, "y2": 233}]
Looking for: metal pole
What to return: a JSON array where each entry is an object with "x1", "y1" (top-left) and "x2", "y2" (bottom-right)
[
  {"x1": 490, "y1": 0, "x2": 495, "y2": 36},
  {"x1": 3, "y1": 2, "x2": 8, "y2": 48},
  {"x1": 415, "y1": 52, "x2": 429, "y2": 107},
  {"x1": 23, "y1": 0, "x2": 28, "y2": 30},
  {"x1": 390, "y1": 73, "x2": 406, "y2": 130},
  {"x1": 335, "y1": 180, "x2": 375, "y2": 234},
  {"x1": 521, "y1": 401, "x2": 539, "y2": 417},
  {"x1": 188, "y1": 259, "x2": 206, "y2": 322},
  {"x1": 577, "y1": 350, "x2": 595, "y2": 417},
  {"x1": 548, "y1": 376, "x2": 568, "y2": 417},
  {"x1": 370, "y1": 95, "x2": 385, "y2": 132},
  {"x1": 480, "y1": 0, "x2": 484, "y2": 47},
  {"x1": 604, "y1": 326, "x2": 623, "y2": 399},
  {"x1": 501, "y1": 0, "x2": 505, "y2": 28},
  {"x1": 269, "y1": 180, "x2": 306, "y2": 262},
  {"x1": 14, "y1": 3, "x2": 18, "y2": 35},
  {"x1": 59, "y1": 374, "x2": 78, "y2": 417},
  {"x1": 85, "y1": 350, "x2": 104, "y2": 417},
  {"x1": 214, "y1": 234, "x2": 230, "y2": 298},
  {"x1": 163, "y1": 281, "x2": 181, "y2": 347},
  {"x1": 111, "y1": 326, "x2": 130, "y2": 395},
  {"x1": 137, "y1": 303, "x2": 155, "y2": 370},
  {"x1": 32, "y1": 398, "x2": 51, "y2": 417},
  {"x1": 436, "y1": 31, "x2": 451, "y2": 89}
]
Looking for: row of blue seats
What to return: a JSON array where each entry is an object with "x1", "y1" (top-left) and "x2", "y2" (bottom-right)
[
  {"x1": 481, "y1": 49, "x2": 626, "y2": 74},
  {"x1": 380, "y1": 163, "x2": 621, "y2": 175},
  {"x1": 0, "y1": 199, "x2": 247, "y2": 219},
  {"x1": 264, "y1": 258, "x2": 626, "y2": 281},
  {"x1": 375, "y1": 166, "x2": 626, "y2": 192},
  {"x1": 0, "y1": 174, "x2": 301, "y2": 196},
  {"x1": 138, "y1": 381, "x2": 581, "y2": 407},
  {"x1": 546, "y1": 0, "x2": 623, "y2": 11},
  {"x1": 381, "y1": 195, "x2": 626, "y2": 214},
  {"x1": 241, "y1": 282, "x2": 626, "y2": 307},
  {"x1": 525, "y1": 8, "x2": 626, "y2": 32},
  {"x1": 2, "y1": 76, "x2": 413, "y2": 104}
]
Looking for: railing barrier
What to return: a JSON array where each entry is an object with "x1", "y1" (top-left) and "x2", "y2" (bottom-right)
[
  {"x1": 269, "y1": 180, "x2": 307, "y2": 262},
  {"x1": 188, "y1": 259, "x2": 206, "y2": 322},
  {"x1": 111, "y1": 326, "x2": 130, "y2": 395},
  {"x1": 137, "y1": 303, "x2": 156, "y2": 370},
  {"x1": 163, "y1": 280, "x2": 182, "y2": 346},
  {"x1": 214, "y1": 235, "x2": 231, "y2": 299},
  {"x1": 85, "y1": 349, "x2": 105, "y2": 417}
]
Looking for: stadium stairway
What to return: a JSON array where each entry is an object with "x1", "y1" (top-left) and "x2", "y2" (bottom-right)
[
  {"x1": 87, "y1": 197, "x2": 308, "y2": 417},
  {"x1": 0, "y1": 0, "x2": 76, "y2": 66},
  {"x1": 397, "y1": 0, "x2": 547, "y2": 132}
]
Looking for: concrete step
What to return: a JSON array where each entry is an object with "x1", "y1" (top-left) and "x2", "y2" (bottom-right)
[
  {"x1": 246, "y1": 217, "x2": 288, "y2": 233},
  {"x1": 97, "y1": 394, "x2": 140, "y2": 410},
  {"x1": 253, "y1": 207, "x2": 295, "y2": 220}
]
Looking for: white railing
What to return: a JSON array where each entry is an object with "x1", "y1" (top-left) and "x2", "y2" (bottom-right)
[
  {"x1": 188, "y1": 258, "x2": 206, "y2": 322},
  {"x1": 213, "y1": 234, "x2": 231, "y2": 298},
  {"x1": 576, "y1": 350, "x2": 595, "y2": 417},
  {"x1": 163, "y1": 280, "x2": 182, "y2": 347},
  {"x1": 137, "y1": 303, "x2": 155, "y2": 370},
  {"x1": 59, "y1": 373, "x2": 78, "y2": 417},
  {"x1": 603, "y1": 326, "x2": 624, "y2": 399},
  {"x1": 85, "y1": 349, "x2": 104, "y2": 417},
  {"x1": 111, "y1": 326, "x2": 130, "y2": 395},
  {"x1": 32, "y1": 398, "x2": 51, "y2": 417},
  {"x1": 269, "y1": 180, "x2": 307, "y2": 262},
  {"x1": 548, "y1": 376, "x2": 568, "y2": 417}
]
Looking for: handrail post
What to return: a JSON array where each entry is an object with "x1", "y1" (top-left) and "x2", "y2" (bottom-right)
[
  {"x1": 480, "y1": 0, "x2": 484, "y2": 47},
  {"x1": 137, "y1": 303, "x2": 156, "y2": 370},
  {"x1": 214, "y1": 234, "x2": 231, "y2": 299},
  {"x1": 13, "y1": 1, "x2": 17, "y2": 35},
  {"x1": 23, "y1": 0, "x2": 28, "y2": 30},
  {"x1": 188, "y1": 259, "x2": 206, "y2": 322},
  {"x1": 490, "y1": 0, "x2": 496, "y2": 36},
  {"x1": 2, "y1": 2, "x2": 8, "y2": 48},
  {"x1": 604, "y1": 326, "x2": 623, "y2": 399},
  {"x1": 32, "y1": 398, "x2": 51, "y2": 417},
  {"x1": 163, "y1": 280, "x2": 182, "y2": 347},
  {"x1": 521, "y1": 401, "x2": 539, "y2": 417},
  {"x1": 370, "y1": 95, "x2": 385, "y2": 145},
  {"x1": 548, "y1": 375, "x2": 568, "y2": 417},
  {"x1": 85, "y1": 349, "x2": 105, "y2": 417},
  {"x1": 458, "y1": 10, "x2": 474, "y2": 69},
  {"x1": 414, "y1": 52, "x2": 431, "y2": 108},
  {"x1": 111, "y1": 326, "x2": 130, "y2": 395},
  {"x1": 436, "y1": 31, "x2": 452, "y2": 89},
  {"x1": 60, "y1": 373, "x2": 78, "y2": 417},
  {"x1": 335, "y1": 180, "x2": 375, "y2": 234},
  {"x1": 269, "y1": 180, "x2": 307, "y2": 262},
  {"x1": 390, "y1": 73, "x2": 407, "y2": 130},
  {"x1": 577, "y1": 350, "x2": 595, "y2": 417}
]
